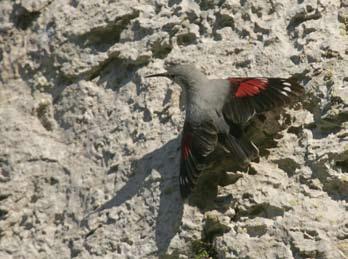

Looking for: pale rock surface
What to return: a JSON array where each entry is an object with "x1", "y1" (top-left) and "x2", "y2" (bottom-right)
[{"x1": 0, "y1": 0, "x2": 347, "y2": 258}]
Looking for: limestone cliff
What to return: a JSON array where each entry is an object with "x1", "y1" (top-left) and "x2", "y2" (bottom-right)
[{"x1": 0, "y1": 0, "x2": 347, "y2": 258}]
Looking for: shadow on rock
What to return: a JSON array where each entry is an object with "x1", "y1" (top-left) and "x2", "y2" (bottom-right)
[
  {"x1": 188, "y1": 158, "x2": 248, "y2": 213},
  {"x1": 80, "y1": 108, "x2": 297, "y2": 254},
  {"x1": 83, "y1": 137, "x2": 184, "y2": 255}
]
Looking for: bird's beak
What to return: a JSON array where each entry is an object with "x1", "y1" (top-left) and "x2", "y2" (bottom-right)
[{"x1": 145, "y1": 72, "x2": 169, "y2": 78}]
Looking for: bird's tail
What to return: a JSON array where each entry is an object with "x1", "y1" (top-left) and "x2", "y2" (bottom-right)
[
  {"x1": 238, "y1": 136, "x2": 259, "y2": 162},
  {"x1": 223, "y1": 135, "x2": 259, "y2": 164}
]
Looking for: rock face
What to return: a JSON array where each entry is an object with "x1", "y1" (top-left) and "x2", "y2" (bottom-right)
[{"x1": 0, "y1": 0, "x2": 347, "y2": 258}]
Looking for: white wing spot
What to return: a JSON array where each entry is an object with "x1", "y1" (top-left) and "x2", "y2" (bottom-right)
[
  {"x1": 281, "y1": 91, "x2": 288, "y2": 96},
  {"x1": 181, "y1": 176, "x2": 188, "y2": 185},
  {"x1": 283, "y1": 82, "x2": 291, "y2": 86},
  {"x1": 283, "y1": 87, "x2": 291, "y2": 92}
]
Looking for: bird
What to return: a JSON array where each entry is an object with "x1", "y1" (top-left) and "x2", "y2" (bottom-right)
[{"x1": 146, "y1": 64, "x2": 304, "y2": 199}]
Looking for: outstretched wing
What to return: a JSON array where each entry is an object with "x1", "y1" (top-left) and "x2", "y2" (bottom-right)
[
  {"x1": 223, "y1": 77, "x2": 304, "y2": 124},
  {"x1": 180, "y1": 120, "x2": 218, "y2": 198}
]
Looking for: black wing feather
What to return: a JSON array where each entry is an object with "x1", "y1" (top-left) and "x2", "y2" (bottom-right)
[
  {"x1": 224, "y1": 77, "x2": 304, "y2": 124},
  {"x1": 179, "y1": 121, "x2": 218, "y2": 198}
]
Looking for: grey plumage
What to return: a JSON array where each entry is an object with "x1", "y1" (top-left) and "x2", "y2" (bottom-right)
[{"x1": 146, "y1": 64, "x2": 304, "y2": 198}]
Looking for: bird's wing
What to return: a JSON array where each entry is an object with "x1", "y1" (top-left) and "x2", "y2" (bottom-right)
[
  {"x1": 223, "y1": 77, "x2": 304, "y2": 124},
  {"x1": 180, "y1": 120, "x2": 218, "y2": 198}
]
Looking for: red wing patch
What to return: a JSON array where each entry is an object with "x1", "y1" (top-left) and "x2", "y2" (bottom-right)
[
  {"x1": 181, "y1": 133, "x2": 193, "y2": 160},
  {"x1": 228, "y1": 78, "x2": 269, "y2": 97}
]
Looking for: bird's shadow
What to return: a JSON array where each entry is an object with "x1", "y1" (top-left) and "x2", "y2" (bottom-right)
[
  {"x1": 83, "y1": 136, "x2": 184, "y2": 255},
  {"x1": 80, "y1": 139, "x2": 257, "y2": 255}
]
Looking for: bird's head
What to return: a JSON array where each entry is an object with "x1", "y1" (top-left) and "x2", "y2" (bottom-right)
[{"x1": 145, "y1": 64, "x2": 206, "y2": 90}]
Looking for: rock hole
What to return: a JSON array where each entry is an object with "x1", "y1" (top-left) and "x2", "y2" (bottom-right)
[
  {"x1": 11, "y1": 4, "x2": 41, "y2": 30},
  {"x1": 0, "y1": 193, "x2": 10, "y2": 201},
  {"x1": 0, "y1": 209, "x2": 8, "y2": 220},
  {"x1": 50, "y1": 177, "x2": 59, "y2": 185},
  {"x1": 214, "y1": 13, "x2": 235, "y2": 31},
  {"x1": 177, "y1": 32, "x2": 197, "y2": 46},
  {"x1": 246, "y1": 224, "x2": 268, "y2": 237},
  {"x1": 151, "y1": 39, "x2": 172, "y2": 59}
]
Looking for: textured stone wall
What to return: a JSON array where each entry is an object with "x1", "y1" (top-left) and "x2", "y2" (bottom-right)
[{"x1": 0, "y1": 0, "x2": 347, "y2": 258}]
